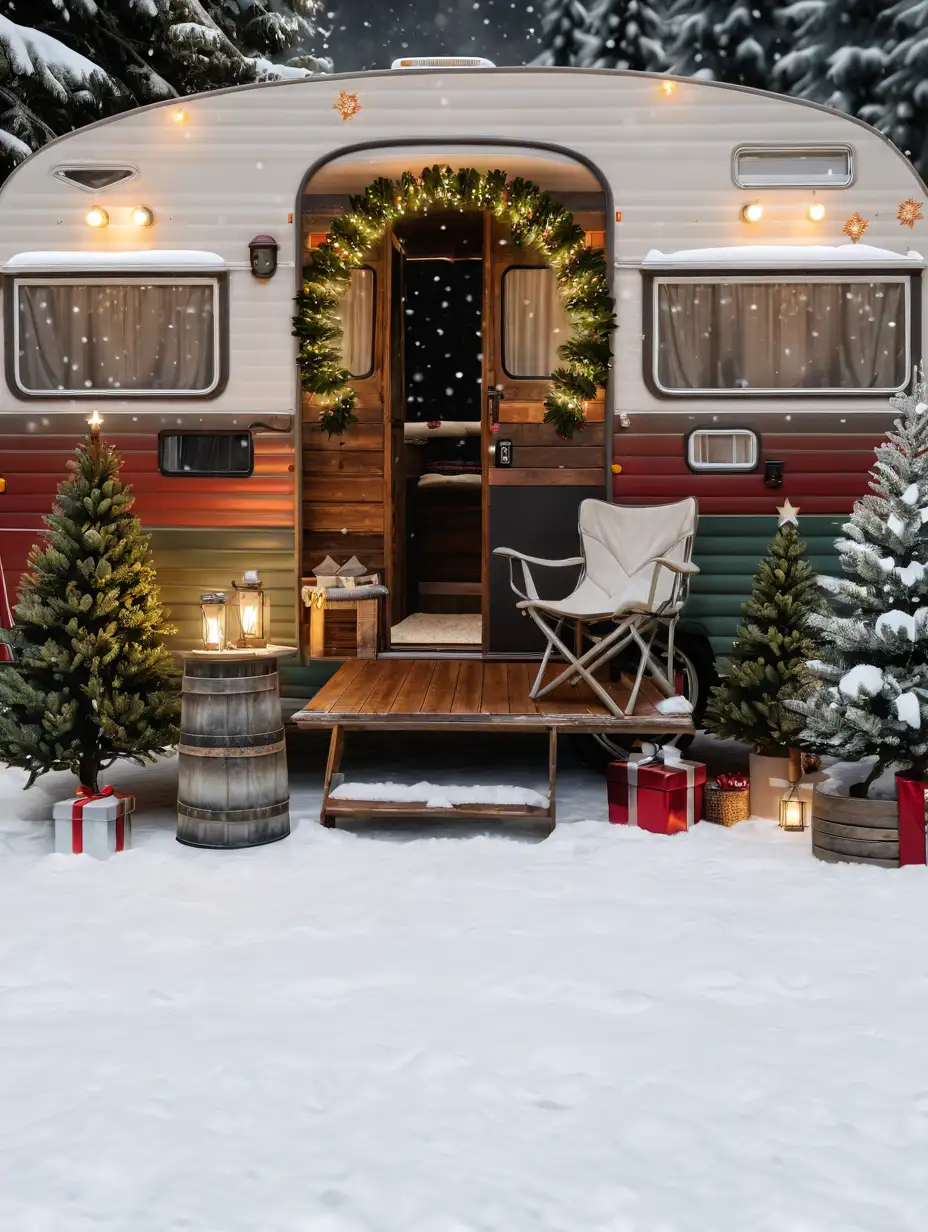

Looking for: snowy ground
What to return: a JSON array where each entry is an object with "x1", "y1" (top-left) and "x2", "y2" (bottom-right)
[{"x1": 2, "y1": 730, "x2": 927, "y2": 1230}]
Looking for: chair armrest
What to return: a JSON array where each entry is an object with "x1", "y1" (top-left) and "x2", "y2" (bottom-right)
[
  {"x1": 493, "y1": 548, "x2": 584, "y2": 568},
  {"x1": 653, "y1": 557, "x2": 700, "y2": 575}
]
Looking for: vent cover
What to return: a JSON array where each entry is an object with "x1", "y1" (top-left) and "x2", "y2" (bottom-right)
[
  {"x1": 390, "y1": 56, "x2": 495, "y2": 69},
  {"x1": 53, "y1": 166, "x2": 137, "y2": 192}
]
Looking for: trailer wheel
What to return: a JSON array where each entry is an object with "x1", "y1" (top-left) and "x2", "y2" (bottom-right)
[{"x1": 570, "y1": 632, "x2": 717, "y2": 772}]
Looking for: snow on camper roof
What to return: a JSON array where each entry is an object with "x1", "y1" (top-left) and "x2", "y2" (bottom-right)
[
  {"x1": 2, "y1": 250, "x2": 226, "y2": 273},
  {"x1": 642, "y1": 245, "x2": 925, "y2": 269}
]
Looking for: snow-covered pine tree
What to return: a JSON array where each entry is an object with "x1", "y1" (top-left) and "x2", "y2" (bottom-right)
[
  {"x1": 534, "y1": 0, "x2": 592, "y2": 66},
  {"x1": 0, "y1": 426, "x2": 179, "y2": 793},
  {"x1": 873, "y1": 0, "x2": 928, "y2": 182},
  {"x1": 0, "y1": 1, "x2": 329, "y2": 177},
  {"x1": 792, "y1": 379, "x2": 928, "y2": 794},
  {"x1": 668, "y1": 0, "x2": 788, "y2": 88},
  {"x1": 705, "y1": 524, "x2": 821, "y2": 755},
  {"x1": 775, "y1": 0, "x2": 896, "y2": 123},
  {"x1": 0, "y1": 12, "x2": 124, "y2": 177},
  {"x1": 579, "y1": 0, "x2": 669, "y2": 72}
]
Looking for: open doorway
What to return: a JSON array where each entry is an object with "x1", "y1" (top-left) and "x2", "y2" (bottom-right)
[{"x1": 388, "y1": 209, "x2": 485, "y2": 649}]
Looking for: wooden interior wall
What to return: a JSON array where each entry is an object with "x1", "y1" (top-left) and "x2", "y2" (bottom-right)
[
  {"x1": 488, "y1": 212, "x2": 607, "y2": 490},
  {"x1": 301, "y1": 226, "x2": 387, "y2": 580}
]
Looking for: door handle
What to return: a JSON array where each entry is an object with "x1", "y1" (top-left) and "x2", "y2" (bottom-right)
[{"x1": 487, "y1": 388, "x2": 504, "y2": 428}]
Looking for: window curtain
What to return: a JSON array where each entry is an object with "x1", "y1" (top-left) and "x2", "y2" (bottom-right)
[
  {"x1": 656, "y1": 280, "x2": 907, "y2": 391},
  {"x1": 334, "y1": 268, "x2": 375, "y2": 377},
  {"x1": 503, "y1": 267, "x2": 570, "y2": 378},
  {"x1": 17, "y1": 282, "x2": 216, "y2": 392}
]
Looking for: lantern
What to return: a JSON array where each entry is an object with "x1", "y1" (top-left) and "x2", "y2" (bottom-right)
[
  {"x1": 200, "y1": 591, "x2": 228, "y2": 651},
  {"x1": 232, "y1": 570, "x2": 269, "y2": 648},
  {"x1": 779, "y1": 784, "x2": 807, "y2": 832}
]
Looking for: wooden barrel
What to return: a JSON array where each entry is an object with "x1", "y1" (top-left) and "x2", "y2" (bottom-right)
[
  {"x1": 812, "y1": 785, "x2": 898, "y2": 868},
  {"x1": 177, "y1": 657, "x2": 290, "y2": 848}
]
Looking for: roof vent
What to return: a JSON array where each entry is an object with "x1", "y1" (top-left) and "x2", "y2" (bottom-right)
[{"x1": 390, "y1": 56, "x2": 495, "y2": 70}]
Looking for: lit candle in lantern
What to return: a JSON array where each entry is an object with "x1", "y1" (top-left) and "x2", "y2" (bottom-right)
[
  {"x1": 200, "y1": 591, "x2": 227, "y2": 651},
  {"x1": 232, "y1": 571, "x2": 269, "y2": 648}
]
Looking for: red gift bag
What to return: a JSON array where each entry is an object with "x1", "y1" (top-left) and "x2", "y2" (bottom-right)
[{"x1": 895, "y1": 774, "x2": 928, "y2": 866}]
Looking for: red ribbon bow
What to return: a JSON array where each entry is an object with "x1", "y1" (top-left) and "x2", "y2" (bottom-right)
[
  {"x1": 76, "y1": 784, "x2": 114, "y2": 799},
  {"x1": 716, "y1": 773, "x2": 749, "y2": 792}
]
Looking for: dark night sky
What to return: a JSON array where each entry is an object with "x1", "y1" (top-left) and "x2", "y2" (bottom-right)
[{"x1": 325, "y1": 1, "x2": 542, "y2": 72}]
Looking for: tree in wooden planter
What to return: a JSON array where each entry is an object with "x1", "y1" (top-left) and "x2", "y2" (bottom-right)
[
  {"x1": 0, "y1": 422, "x2": 179, "y2": 792},
  {"x1": 704, "y1": 521, "x2": 822, "y2": 815},
  {"x1": 793, "y1": 379, "x2": 928, "y2": 800}
]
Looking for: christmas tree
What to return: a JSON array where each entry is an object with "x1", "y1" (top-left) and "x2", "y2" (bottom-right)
[
  {"x1": 0, "y1": 1, "x2": 330, "y2": 178},
  {"x1": 704, "y1": 522, "x2": 821, "y2": 755},
  {"x1": 792, "y1": 379, "x2": 928, "y2": 794},
  {"x1": 534, "y1": 0, "x2": 593, "y2": 66},
  {"x1": 579, "y1": 0, "x2": 669, "y2": 72},
  {"x1": 0, "y1": 422, "x2": 180, "y2": 792},
  {"x1": 873, "y1": 0, "x2": 928, "y2": 182},
  {"x1": 668, "y1": 0, "x2": 789, "y2": 88}
]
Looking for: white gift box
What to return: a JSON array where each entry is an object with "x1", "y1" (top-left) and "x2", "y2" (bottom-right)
[{"x1": 52, "y1": 790, "x2": 134, "y2": 858}]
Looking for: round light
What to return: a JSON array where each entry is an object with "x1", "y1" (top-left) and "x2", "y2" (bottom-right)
[
  {"x1": 132, "y1": 206, "x2": 154, "y2": 227},
  {"x1": 808, "y1": 202, "x2": 826, "y2": 222},
  {"x1": 741, "y1": 202, "x2": 763, "y2": 224},
  {"x1": 660, "y1": 80, "x2": 676, "y2": 96},
  {"x1": 172, "y1": 107, "x2": 186, "y2": 124},
  {"x1": 85, "y1": 206, "x2": 109, "y2": 229}
]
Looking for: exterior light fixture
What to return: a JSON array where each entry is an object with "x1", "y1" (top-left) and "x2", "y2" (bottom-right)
[
  {"x1": 660, "y1": 80, "x2": 676, "y2": 96},
  {"x1": 172, "y1": 107, "x2": 187, "y2": 124},
  {"x1": 740, "y1": 202, "x2": 763, "y2": 224},
  {"x1": 808, "y1": 202, "x2": 826, "y2": 222},
  {"x1": 232, "y1": 570, "x2": 269, "y2": 648},
  {"x1": 85, "y1": 205, "x2": 109, "y2": 228},
  {"x1": 200, "y1": 591, "x2": 228, "y2": 651},
  {"x1": 132, "y1": 206, "x2": 154, "y2": 227},
  {"x1": 779, "y1": 783, "x2": 807, "y2": 831},
  {"x1": 248, "y1": 234, "x2": 279, "y2": 279}
]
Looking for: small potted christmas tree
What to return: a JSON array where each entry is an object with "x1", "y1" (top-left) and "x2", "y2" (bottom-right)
[
  {"x1": 0, "y1": 416, "x2": 179, "y2": 852},
  {"x1": 705, "y1": 520, "x2": 821, "y2": 818},
  {"x1": 793, "y1": 378, "x2": 928, "y2": 865}
]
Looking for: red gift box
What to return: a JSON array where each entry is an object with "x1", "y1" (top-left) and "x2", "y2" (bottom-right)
[
  {"x1": 895, "y1": 774, "x2": 927, "y2": 866},
  {"x1": 607, "y1": 757, "x2": 706, "y2": 834},
  {"x1": 53, "y1": 785, "x2": 134, "y2": 857}
]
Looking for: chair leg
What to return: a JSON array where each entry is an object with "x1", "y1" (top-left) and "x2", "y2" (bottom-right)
[
  {"x1": 531, "y1": 617, "x2": 563, "y2": 699},
  {"x1": 527, "y1": 610, "x2": 627, "y2": 717}
]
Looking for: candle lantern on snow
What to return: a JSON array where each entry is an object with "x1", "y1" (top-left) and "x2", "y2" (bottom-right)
[
  {"x1": 232, "y1": 570, "x2": 269, "y2": 648},
  {"x1": 200, "y1": 591, "x2": 228, "y2": 651},
  {"x1": 779, "y1": 783, "x2": 808, "y2": 832}
]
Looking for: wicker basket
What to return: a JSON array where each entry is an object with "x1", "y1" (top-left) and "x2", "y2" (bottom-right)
[{"x1": 704, "y1": 781, "x2": 750, "y2": 826}]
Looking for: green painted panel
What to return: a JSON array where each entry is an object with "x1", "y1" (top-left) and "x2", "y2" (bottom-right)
[
  {"x1": 148, "y1": 527, "x2": 297, "y2": 652},
  {"x1": 682, "y1": 515, "x2": 843, "y2": 661}
]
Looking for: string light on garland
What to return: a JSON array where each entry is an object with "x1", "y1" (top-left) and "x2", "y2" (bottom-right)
[
  {"x1": 897, "y1": 197, "x2": 924, "y2": 229},
  {"x1": 842, "y1": 211, "x2": 869, "y2": 243},
  {"x1": 293, "y1": 165, "x2": 615, "y2": 438},
  {"x1": 333, "y1": 91, "x2": 361, "y2": 121}
]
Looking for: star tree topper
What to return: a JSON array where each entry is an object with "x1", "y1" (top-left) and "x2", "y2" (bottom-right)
[
  {"x1": 777, "y1": 498, "x2": 800, "y2": 526},
  {"x1": 333, "y1": 91, "x2": 361, "y2": 121}
]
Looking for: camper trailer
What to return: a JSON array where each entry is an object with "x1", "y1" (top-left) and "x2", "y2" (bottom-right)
[{"x1": 0, "y1": 62, "x2": 924, "y2": 723}]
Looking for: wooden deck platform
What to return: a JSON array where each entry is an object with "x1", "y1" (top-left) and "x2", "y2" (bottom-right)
[
  {"x1": 293, "y1": 660, "x2": 693, "y2": 832},
  {"x1": 293, "y1": 658, "x2": 694, "y2": 734}
]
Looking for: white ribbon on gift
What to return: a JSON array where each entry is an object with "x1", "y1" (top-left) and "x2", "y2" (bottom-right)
[{"x1": 625, "y1": 751, "x2": 697, "y2": 830}]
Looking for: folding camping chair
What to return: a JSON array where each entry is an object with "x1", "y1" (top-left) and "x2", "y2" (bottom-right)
[{"x1": 493, "y1": 497, "x2": 699, "y2": 718}]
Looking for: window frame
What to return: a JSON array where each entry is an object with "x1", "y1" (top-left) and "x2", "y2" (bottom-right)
[
  {"x1": 158, "y1": 429, "x2": 254, "y2": 478},
  {"x1": 685, "y1": 427, "x2": 760, "y2": 473},
  {"x1": 731, "y1": 144, "x2": 854, "y2": 189},
  {"x1": 500, "y1": 263, "x2": 566, "y2": 381},
  {"x1": 336, "y1": 264, "x2": 377, "y2": 380},
  {"x1": 51, "y1": 164, "x2": 139, "y2": 192},
  {"x1": 7, "y1": 273, "x2": 227, "y2": 400},
  {"x1": 646, "y1": 271, "x2": 916, "y2": 400}
]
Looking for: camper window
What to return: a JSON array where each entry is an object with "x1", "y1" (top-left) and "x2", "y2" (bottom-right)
[
  {"x1": 13, "y1": 277, "x2": 220, "y2": 396},
  {"x1": 501, "y1": 267, "x2": 570, "y2": 379},
  {"x1": 733, "y1": 147, "x2": 853, "y2": 188},
  {"x1": 687, "y1": 428, "x2": 758, "y2": 471},
  {"x1": 159, "y1": 432, "x2": 253, "y2": 476},
  {"x1": 333, "y1": 267, "x2": 375, "y2": 379},
  {"x1": 654, "y1": 277, "x2": 909, "y2": 395}
]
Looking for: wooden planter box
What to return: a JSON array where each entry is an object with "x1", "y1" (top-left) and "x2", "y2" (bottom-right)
[{"x1": 812, "y1": 784, "x2": 899, "y2": 868}]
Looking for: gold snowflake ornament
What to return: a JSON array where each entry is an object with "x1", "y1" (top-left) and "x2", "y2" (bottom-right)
[
  {"x1": 897, "y1": 197, "x2": 925, "y2": 228},
  {"x1": 333, "y1": 91, "x2": 361, "y2": 121},
  {"x1": 842, "y1": 212, "x2": 869, "y2": 243}
]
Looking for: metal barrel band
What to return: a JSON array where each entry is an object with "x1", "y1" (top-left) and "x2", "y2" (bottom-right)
[
  {"x1": 179, "y1": 727, "x2": 285, "y2": 750},
  {"x1": 177, "y1": 738, "x2": 287, "y2": 758},
  {"x1": 182, "y1": 672, "x2": 278, "y2": 695},
  {"x1": 177, "y1": 798, "x2": 290, "y2": 823}
]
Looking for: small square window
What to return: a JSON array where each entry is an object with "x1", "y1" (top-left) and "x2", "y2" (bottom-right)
[
  {"x1": 159, "y1": 432, "x2": 253, "y2": 476},
  {"x1": 687, "y1": 429, "x2": 758, "y2": 471}
]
